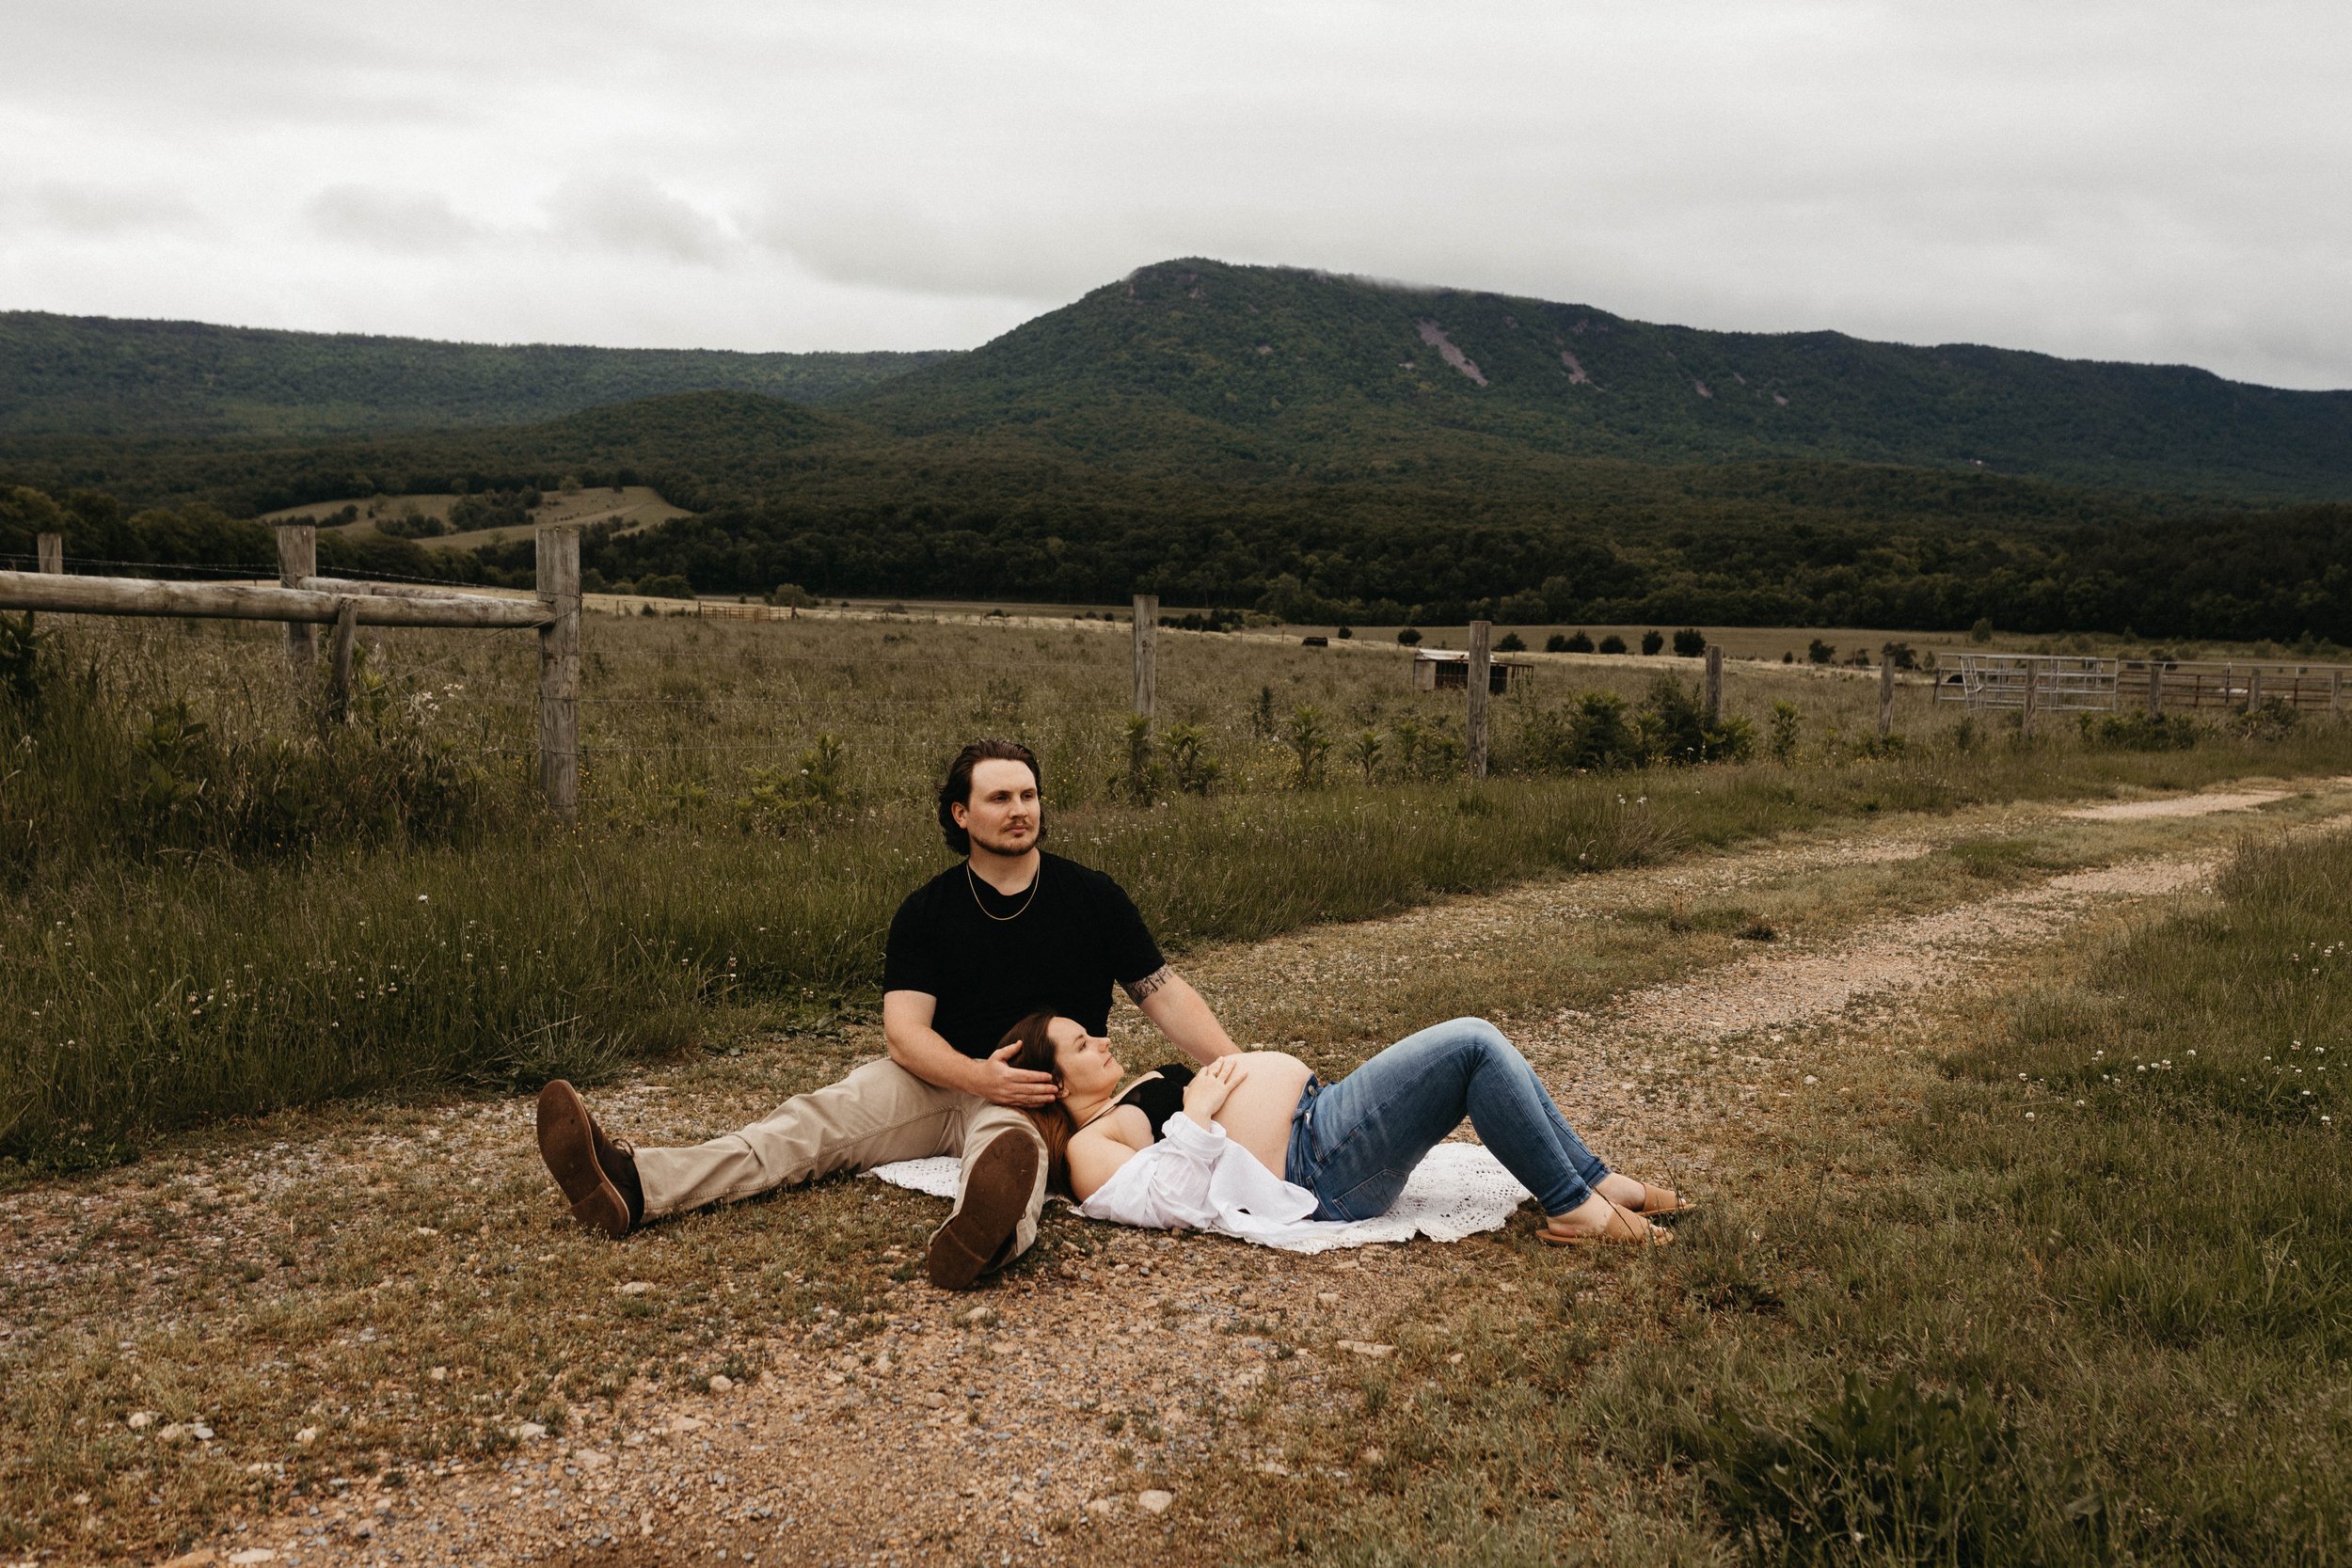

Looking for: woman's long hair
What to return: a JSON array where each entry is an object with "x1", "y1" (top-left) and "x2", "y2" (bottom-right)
[{"x1": 1000, "y1": 1011, "x2": 1077, "y2": 1196}]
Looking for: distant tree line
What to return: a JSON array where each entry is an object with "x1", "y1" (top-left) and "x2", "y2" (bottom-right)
[
  {"x1": 8, "y1": 476, "x2": 2348, "y2": 646},
  {"x1": 555, "y1": 494, "x2": 2352, "y2": 645}
]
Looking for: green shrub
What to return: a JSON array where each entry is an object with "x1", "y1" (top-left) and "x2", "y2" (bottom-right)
[
  {"x1": 1673, "y1": 626, "x2": 1708, "y2": 657},
  {"x1": 1389, "y1": 715, "x2": 1464, "y2": 780},
  {"x1": 2079, "y1": 710, "x2": 2200, "y2": 751},
  {"x1": 1165, "y1": 722, "x2": 1221, "y2": 796},
  {"x1": 2235, "y1": 696, "x2": 2300, "y2": 741},
  {"x1": 446, "y1": 487, "x2": 539, "y2": 533},
  {"x1": 1510, "y1": 706, "x2": 1572, "y2": 774},
  {"x1": 1250, "y1": 684, "x2": 1277, "y2": 737},
  {"x1": 1598, "y1": 634, "x2": 1628, "y2": 655},
  {"x1": 1111, "y1": 714, "x2": 1162, "y2": 805},
  {"x1": 736, "y1": 735, "x2": 853, "y2": 831},
  {"x1": 1568, "y1": 691, "x2": 1640, "y2": 770},
  {"x1": 373, "y1": 508, "x2": 446, "y2": 539},
  {"x1": 1638, "y1": 675, "x2": 1753, "y2": 764},
  {"x1": 1285, "y1": 705, "x2": 1330, "y2": 789},
  {"x1": 0, "y1": 611, "x2": 46, "y2": 719},
  {"x1": 1768, "y1": 700, "x2": 1803, "y2": 764}
]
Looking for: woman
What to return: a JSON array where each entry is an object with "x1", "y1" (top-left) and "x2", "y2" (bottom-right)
[{"x1": 1007, "y1": 1012, "x2": 1683, "y2": 1244}]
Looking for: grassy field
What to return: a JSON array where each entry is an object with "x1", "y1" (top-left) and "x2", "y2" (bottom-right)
[
  {"x1": 4, "y1": 603, "x2": 2349, "y2": 1178},
  {"x1": 7, "y1": 779, "x2": 2347, "y2": 1563},
  {"x1": 256, "y1": 485, "x2": 688, "y2": 551},
  {"x1": 1256, "y1": 827, "x2": 2352, "y2": 1568}
]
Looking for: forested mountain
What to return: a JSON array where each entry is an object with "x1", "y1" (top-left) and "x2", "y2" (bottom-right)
[
  {"x1": 9, "y1": 386, "x2": 2347, "y2": 645},
  {"x1": 0, "y1": 312, "x2": 952, "y2": 438},
  {"x1": 843, "y1": 260, "x2": 2352, "y2": 501},
  {"x1": 6, "y1": 258, "x2": 2350, "y2": 642},
  {"x1": 12, "y1": 259, "x2": 2347, "y2": 496}
]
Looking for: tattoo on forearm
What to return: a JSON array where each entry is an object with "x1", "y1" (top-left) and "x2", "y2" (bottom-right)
[{"x1": 1122, "y1": 964, "x2": 1174, "y2": 1004}]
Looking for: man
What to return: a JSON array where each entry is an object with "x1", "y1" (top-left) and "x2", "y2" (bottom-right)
[{"x1": 533, "y1": 738, "x2": 1239, "y2": 1289}]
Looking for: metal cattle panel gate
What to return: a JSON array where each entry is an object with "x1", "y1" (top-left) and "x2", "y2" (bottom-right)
[{"x1": 1935, "y1": 652, "x2": 2351, "y2": 717}]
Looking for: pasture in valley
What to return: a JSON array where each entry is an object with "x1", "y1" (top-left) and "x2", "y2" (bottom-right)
[
  {"x1": 3, "y1": 596, "x2": 2350, "y2": 1565},
  {"x1": 259, "y1": 487, "x2": 689, "y2": 553}
]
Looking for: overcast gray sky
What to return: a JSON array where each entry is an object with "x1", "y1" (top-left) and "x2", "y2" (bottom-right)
[{"x1": 5, "y1": 0, "x2": 2347, "y2": 388}]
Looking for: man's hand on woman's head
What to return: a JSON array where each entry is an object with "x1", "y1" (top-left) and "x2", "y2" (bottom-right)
[
  {"x1": 973, "y1": 1037, "x2": 1062, "y2": 1107},
  {"x1": 1183, "y1": 1053, "x2": 1249, "y2": 1124}
]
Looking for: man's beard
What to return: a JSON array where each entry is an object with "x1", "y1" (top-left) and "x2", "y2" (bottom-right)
[{"x1": 969, "y1": 814, "x2": 1046, "y2": 858}]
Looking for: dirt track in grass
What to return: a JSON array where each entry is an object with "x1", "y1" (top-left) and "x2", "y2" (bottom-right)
[{"x1": 12, "y1": 779, "x2": 2352, "y2": 1568}]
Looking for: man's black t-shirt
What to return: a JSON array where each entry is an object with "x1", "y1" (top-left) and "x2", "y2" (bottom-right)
[{"x1": 882, "y1": 851, "x2": 1166, "y2": 1059}]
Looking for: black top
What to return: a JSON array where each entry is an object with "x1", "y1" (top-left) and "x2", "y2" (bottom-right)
[
  {"x1": 882, "y1": 851, "x2": 1167, "y2": 1059},
  {"x1": 1111, "y1": 1064, "x2": 1196, "y2": 1140}
]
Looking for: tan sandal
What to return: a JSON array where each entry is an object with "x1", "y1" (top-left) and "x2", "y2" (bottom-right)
[
  {"x1": 1627, "y1": 1182, "x2": 1697, "y2": 1218},
  {"x1": 1538, "y1": 1198, "x2": 1672, "y2": 1247}
]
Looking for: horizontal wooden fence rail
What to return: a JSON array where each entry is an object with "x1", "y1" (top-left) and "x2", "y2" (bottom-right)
[
  {"x1": 293, "y1": 574, "x2": 545, "y2": 608},
  {"x1": 0, "y1": 570, "x2": 554, "y2": 629},
  {"x1": 4, "y1": 521, "x2": 582, "y2": 819}
]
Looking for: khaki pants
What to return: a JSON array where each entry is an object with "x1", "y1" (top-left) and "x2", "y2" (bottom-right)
[{"x1": 630, "y1": 1057, "x2": 1049, "y2": 1265}]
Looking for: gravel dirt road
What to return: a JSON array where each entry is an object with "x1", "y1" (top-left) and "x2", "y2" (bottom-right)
[{"x1": 17, "y1": 779, "x2": 2352, "y2": 1568}]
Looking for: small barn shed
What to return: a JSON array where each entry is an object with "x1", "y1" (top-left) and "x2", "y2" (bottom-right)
[{"x1": 1411, "y1": 649, "x2": 1529, "y2": 693}]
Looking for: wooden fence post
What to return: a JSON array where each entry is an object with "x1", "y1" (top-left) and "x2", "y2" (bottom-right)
[
  {"x1": 1467, "y1": 620, "x2": 1492, "y2": 780},
  {"x1": 326, "y1": 599, "x2": 358, "y2": 727},
  {"x1": 31, "y1": 533, "x2": 61, "y2": 629},
  {"x1": 2147, "y1": 661, "x2": 2164, "y2": 718},
  {"x1": 2332, "y1": 669, "x2": 2343, "y2": 721},
  {"x1": 277, "y1": 524, "x2": 316, "y2": 671},
  {"x1": 536, "y1": 526, "x2": 580, "y2": 824},
  {"x1": 1131, "y1": 593, "x2": 1157, "y2": 721},
  {"x1": 1705, "y1": 645, "x2": 1724, "y2": 726},
  {"x1": 1877, "y1": 652, "x2": 1895, "y2": 740},
  {"x1": 2247, "y1": 668, "x2": 2263, "y2": 712},
  {"x1": 2020, "y1": 657, "x2": 2038, "y2": 737}
]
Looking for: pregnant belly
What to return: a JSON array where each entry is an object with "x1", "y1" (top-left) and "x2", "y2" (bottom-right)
[{"x1": 1215, "y1": 1052, "x2": 1314, "y2": 1177}]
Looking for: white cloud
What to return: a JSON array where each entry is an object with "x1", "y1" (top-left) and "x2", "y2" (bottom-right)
[
  {"x1": 750, "y1": 200, "x2": 1174, "y2": 303},
  {"x1": 0, "y1": 183, "x2": 202, "y2": 238},
  {"x1": 306, "y1": 185, "x2": 484, "y2": 255},
  {"x1": 0, "y1": 0, "x2": 2345, "y2": 386},
  {"x1": 543, "y1": 176, "x2": 738, "y2": 267}
]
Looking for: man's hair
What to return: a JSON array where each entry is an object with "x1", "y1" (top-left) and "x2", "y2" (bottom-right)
[{"x1": 936, "y1": 738, "x2": 1042, "y2": 855}]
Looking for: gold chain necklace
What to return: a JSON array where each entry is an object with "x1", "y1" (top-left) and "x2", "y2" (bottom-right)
[{"x1": 966, "y1": 859, "x2": 1041, "y2": 922}]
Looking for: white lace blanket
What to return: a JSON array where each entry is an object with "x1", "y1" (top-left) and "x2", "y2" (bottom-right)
[{"x1": 866, "y1": 1142, "x2": 1534, "y2": 1255}]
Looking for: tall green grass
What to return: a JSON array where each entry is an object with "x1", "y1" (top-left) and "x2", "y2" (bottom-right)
[
  {"x1": 14, "y1": 731, "x2": 2352, "y2": 1171},
  {"x1": 6, "y1": 607, "x2": 2351, "y2": 1170},
  {"x1": 1600, "y1": 831, "x2": 2352, "y2": 1565}
]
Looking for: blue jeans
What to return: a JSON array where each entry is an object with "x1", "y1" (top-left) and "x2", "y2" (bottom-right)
[{"x1": 1282, "y1": 1018, "x2": 1609, "y2": 1220}]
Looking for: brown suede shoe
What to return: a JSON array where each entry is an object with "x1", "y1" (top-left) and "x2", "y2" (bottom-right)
[
  {"x1": 928, "y1": 1134, "x2": 1040, "y2": 1291},
  {"x1": 535, "y1": 1081, "x2": 643, "y2": 1239}
]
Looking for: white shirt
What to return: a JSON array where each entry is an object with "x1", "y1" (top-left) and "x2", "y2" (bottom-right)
[{"x1": 1074, "y1": 1113, "x2": 1321, "y2": 1243}]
